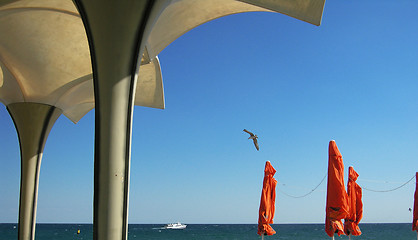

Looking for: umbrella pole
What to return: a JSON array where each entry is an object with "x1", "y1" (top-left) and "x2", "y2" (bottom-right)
[{"x1": 262, "y1": 234, "x2": 264, "y2": 240}]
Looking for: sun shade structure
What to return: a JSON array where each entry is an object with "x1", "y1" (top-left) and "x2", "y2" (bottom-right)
[
  {"x1": 258, "y1": 161, "x2": 277, "y2": 237},
  {"x1": 344, "y1": 166, "x2": 363, "y2": 237},
  {"x1": 413, "y1": 172, "x2": 418, "y2": 232},
  {"x1": 0, "y1": 0, "x2": 164, "y2": 122},
  {"x1": 0, "y1": 0, "x2": 325, "y2": 240},
  {"x1": 144, "y1": 0, "x2": 325, "y2": 63},
  {"x1": 325, "y1": 140, "x2": 349, "y2": 237},
  {"x1": 0, "y1": 2, "x2": 163, "y2": 239}
]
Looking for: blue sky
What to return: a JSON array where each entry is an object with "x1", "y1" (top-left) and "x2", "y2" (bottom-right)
[{"x1": 1, "y1": 1, "x2": 418, "y2": 224}]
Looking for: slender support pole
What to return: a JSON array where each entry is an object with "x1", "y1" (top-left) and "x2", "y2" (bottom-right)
[
  {"x1": 72, "y1": 1, "x2": 169, "y2": 239},
  {"x1": 7, "y1": 103, "x2": 62, "y2": 240}
]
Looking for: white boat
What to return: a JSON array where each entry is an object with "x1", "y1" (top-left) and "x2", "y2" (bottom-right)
[{"x1": 164, "y1": 222, "x2": 187, "y2": 229}]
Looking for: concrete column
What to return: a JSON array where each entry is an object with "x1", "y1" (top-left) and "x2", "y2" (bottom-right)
[
  {"x1": 72, "y1": 1, "x2": 169, "y2": 239},
  {"x1": 7, "y1": 102, "x2": 62, "y2": 240}
]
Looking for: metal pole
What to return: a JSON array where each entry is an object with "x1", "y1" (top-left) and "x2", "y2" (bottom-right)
[
  {"x1": 72, "y1": 1, "x2": 169, "y2": 239},
  {"x1": 7, "y1": 103, "x2": 62, "y2": 240}
]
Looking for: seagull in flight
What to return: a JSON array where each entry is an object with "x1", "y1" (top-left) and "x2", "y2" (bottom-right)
[{"x1": 243, "y1": 129, "x2": 259, "y2": 151}]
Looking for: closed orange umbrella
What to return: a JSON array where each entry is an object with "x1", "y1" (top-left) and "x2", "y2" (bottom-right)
[
  {"x1": 325, "y1": 140, "x2": 349, "y2": 237},
  {"x1": 258, "y1": 161, "x2": 277, "y2": 237},
  {"x1": 344, "y1": 166, "x2": 363, "y2": 236},
  {"x1": 413, "y1": 172, "x2": 418, "y2": 232}
]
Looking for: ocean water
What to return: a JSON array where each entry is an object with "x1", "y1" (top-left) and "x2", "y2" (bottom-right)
[{"x1": 0, "y1": 223, "x2": 416, "y2": 240}]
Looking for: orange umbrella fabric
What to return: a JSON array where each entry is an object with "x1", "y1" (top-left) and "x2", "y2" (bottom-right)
[
  {"x1": 413, "y1": 172, "x2": 418, "y2": 231},
  {"x1": 344, "y1": 166, "x2": 363, "y2": 236},
  {"x1": 325, "y1": 140, "x2": 349, "y2": 237},
  {"x1": 257, "y1": 161, "x2": 277, "y2": 236}
]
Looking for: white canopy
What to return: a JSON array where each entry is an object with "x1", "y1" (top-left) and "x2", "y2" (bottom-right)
[
  {"x1": 0, "y1": 0, "x2": 164, "y2": 123},
  {"x1": 144, "y1": 0, "x2": 325, "y2": 63},
  {"x1": 0, "y1": 0, "x2": 324, "y2": 122}
]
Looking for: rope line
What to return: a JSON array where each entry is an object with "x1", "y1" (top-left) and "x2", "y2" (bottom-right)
[
  {"x1": 277, "y1": 173, "x2": 416, "y2": 197},
  {"x1": 357, "y1": 178, "x2": 410, "y2": 184},
  {"x1": 277, "y1": 173, "x2": 327, "y2": 198},
  {"x1": 361, "y1": 174, "x2": 416, "y2": 193}
]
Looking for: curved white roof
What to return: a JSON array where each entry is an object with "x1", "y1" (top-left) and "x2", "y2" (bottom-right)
[
  {"x1": 145, "y1": 0, "x2": 324, "y2": 62},
  {"x1": 0, "y1": 0, "x2": 324, "y2": 122}
]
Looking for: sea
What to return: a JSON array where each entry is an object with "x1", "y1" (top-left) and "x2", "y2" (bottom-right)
[{"x1": 0, "y1": 223, "x2": 416, "y2": 240}]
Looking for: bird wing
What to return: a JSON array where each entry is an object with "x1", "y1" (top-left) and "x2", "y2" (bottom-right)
[
  {"x1": 243, "y1": 129, "x2": 254, "y2": 136},
  {"x1": 253, "y1": 138, "x2": 259, "y2": 151}
]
